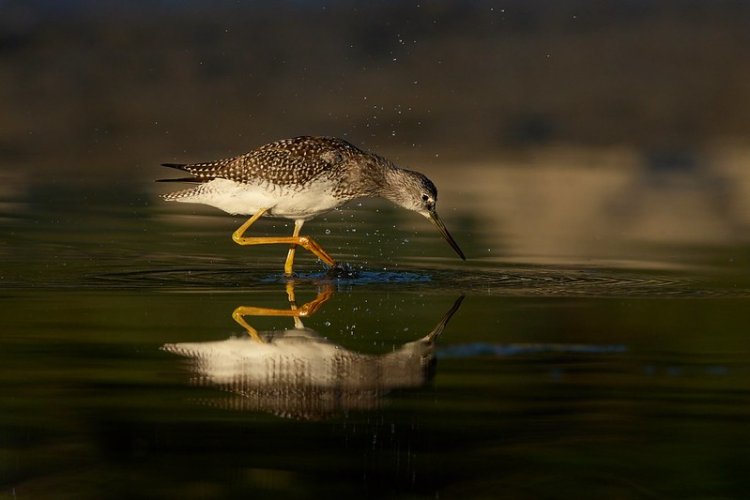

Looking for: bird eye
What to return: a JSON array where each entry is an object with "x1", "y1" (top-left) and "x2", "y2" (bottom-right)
[{"x1": 422, "y1": 194, "x2": 429, "y2": 202}]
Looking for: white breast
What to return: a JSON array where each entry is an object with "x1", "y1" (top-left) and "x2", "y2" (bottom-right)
[{"x1": 174, "y1": 178, "x2": 345, "y2": 220}]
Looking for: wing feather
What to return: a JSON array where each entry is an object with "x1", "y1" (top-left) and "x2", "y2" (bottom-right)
[{"x1": 159, "y1": 136, "x2": 361, "y2": 186}]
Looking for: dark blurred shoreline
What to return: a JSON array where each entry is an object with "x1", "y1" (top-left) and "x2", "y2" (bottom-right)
[{"x1": 1, "y1": 0, "x2": 749, "y2": 183}]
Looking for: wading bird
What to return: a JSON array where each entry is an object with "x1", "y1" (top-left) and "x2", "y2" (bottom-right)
[{"x1": 159, "y1": 136, "x2": 465, "y2": 275}]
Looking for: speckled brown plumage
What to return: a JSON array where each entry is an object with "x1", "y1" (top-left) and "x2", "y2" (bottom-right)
[{"x1": 161, "y1": 136, "x2": 388, "y2": 198}]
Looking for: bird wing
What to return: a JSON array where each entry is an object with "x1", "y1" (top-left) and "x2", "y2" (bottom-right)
[{"x1": 160, "y1": 136, "x2": 359, "y2": 186}]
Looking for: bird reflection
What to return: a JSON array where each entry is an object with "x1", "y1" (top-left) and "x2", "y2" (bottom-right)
[{"x1": 162, "y1": 284, "x2": 463, "y2": 420}]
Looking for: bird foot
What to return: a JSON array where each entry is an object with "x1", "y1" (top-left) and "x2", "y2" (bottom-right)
[{"x1": 325, "y1": 262, "x2": 361, "y2": 279}]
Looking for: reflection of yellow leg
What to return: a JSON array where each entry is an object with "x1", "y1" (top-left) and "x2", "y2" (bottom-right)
[
  {"x1": 231, "y1": 284, "x2": 335, "y2": 340},
  {"x1": 232, "y1": 213, "x2": 335, "y2": 275},
  {"x1": 285, "y1": 282, "x2": 296, "y2": 303},
  {"x1": 231, "y1": 309, "x2": 264, "y2": 342}
]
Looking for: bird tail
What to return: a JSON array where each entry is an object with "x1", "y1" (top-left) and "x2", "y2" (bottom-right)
[
  {"x1": 161, "y1": 185, "x2": 207, "y2": 201},
  {"x1": 161, "y1": 162, "x2": 188, "y2": 171},
  {"x1": 157, "y1": 163, "x2": 207, "y2": 200},
  {"x1": 157, "y1": 163, "x2": 200, "y2": 184}
]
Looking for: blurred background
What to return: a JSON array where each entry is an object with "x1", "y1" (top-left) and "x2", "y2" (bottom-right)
[
  {"x1": 2, "y1": 0, "x2": 750, "y2": 264},
  {"x1": 3, "y1": 3, "x2": 750, "y2": 497}
]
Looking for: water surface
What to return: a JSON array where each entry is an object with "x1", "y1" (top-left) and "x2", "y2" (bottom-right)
[{"x1": 2, "y1": 161, "x2": 750, "y2": 498}]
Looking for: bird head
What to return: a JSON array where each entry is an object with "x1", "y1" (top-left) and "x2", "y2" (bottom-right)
[{"x1": 383, "y1": 168, "x2": 466, "y2": 260}]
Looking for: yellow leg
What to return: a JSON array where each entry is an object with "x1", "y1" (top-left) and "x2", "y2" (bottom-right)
[
  {"x1": 284, "y1": 220, "x2": 304, "y2": 276},
  {"x1": 231, "y1": 283, "x2": 335, "y2": 340},
  {"x1": 232, "y1": 212, "x2": 336, "y2": 275}
]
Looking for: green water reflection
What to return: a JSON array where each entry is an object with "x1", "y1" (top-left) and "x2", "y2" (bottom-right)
[
  {"x1": 2, "y1": 159, "x2": 750, "y2": 497},
  {"x1": 2, "y1": 276, "x2": 749, "y2": 497}
]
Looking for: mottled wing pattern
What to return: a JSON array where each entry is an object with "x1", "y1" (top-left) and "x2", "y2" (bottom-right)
[{"x1": 172, "y1": 136, "x2": 363, "y2": 186}]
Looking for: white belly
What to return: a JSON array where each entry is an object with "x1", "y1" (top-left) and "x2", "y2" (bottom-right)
[{"x1": 174, "y1": 178, "x2": 345, "y2": 220}]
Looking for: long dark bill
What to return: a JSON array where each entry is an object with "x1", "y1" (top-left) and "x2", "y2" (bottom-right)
[{"x1": 429, "y1": 211, "x2": 466, "y2": 260}]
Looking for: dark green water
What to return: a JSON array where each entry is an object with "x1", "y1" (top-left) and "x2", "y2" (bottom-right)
[{"x1": 2, "y1": 174, "x2": 750, "y2": 498}]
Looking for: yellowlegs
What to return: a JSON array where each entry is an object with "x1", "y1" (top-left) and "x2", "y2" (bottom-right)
[{"x1": 159, "y1": 136, "x2": 465, "y2": 275}]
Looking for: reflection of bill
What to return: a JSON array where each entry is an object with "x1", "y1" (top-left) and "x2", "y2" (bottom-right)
[{"x1": 162, "y1": 284, "x2": 463, "y2": 420}]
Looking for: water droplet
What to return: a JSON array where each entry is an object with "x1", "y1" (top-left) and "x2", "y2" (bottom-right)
[
  {"x1": 325, "y1": 229, "x2": 331, "y2": 235},
  {"x1": 324, "y1": 321, "x2": 331, "y2": 327}
]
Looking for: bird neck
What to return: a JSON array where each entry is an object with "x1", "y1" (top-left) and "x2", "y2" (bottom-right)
[
  {"x1": 377, "y1": 165, "x2": 416, "y2": 208},
  {"x1": 349, "y1": 154, "x2": 397, "y2": 198}
]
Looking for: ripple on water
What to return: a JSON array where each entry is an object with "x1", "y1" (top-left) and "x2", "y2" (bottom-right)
[
  {"x1": 92, "y1": 265, "x2": 433, "y2": 290},
  {"x1": 91, "y1": 264, "x2": 746, "y2": 298}
]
